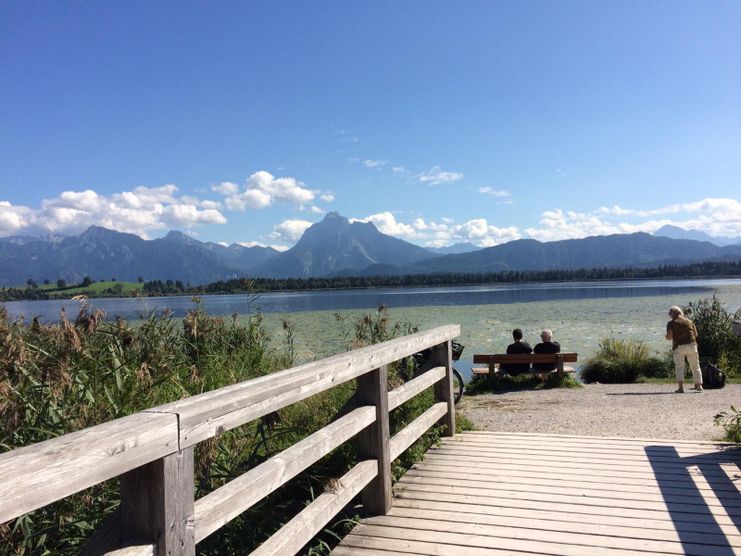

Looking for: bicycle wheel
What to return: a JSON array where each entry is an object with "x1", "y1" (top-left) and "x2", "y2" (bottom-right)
[{"x1": 452, "y1": 368, "x2": 465, "y2": 405}]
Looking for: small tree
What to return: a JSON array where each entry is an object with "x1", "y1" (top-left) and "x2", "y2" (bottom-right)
[
  {"x1": 26, "y1": 278, "x2": 37, "y2": 288},
  {"x1": 43, "y1": 279, "x2": 50, "y2": 285},
  {"x1": 137, "y1": 276, "x2": 144, "y2": 283},
  {"x1": 56, "y1": 278, "x2": 67, "y2": 289},
  {"x1": 81, "y1": 276, "x2": 93, "y2": 287},
  {"x1": 685, "y1": 295, "x2": 741, "y2": 376}
]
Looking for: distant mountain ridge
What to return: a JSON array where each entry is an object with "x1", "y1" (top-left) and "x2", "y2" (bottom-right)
[
  {"x1": 0, "y1": 226, "x2": 279, "y2": 286},
  {"x1": 396, "y1": 233, "x2": 741, "y2": 275},
  {"x1": 653, "y1": 224, "x2": 741, "y2": 247}
]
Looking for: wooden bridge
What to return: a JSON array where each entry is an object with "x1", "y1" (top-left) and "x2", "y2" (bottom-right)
[
  {"x1": 335, "y1": 431, "x2": 741, "y2": 555},
  {"x1": 1, "y1": 324, "x2": 739, "y2": 555}
]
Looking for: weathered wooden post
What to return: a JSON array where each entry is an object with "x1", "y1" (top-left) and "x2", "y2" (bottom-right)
[
  {"x1": 120, "y1": 448, "x2": 196, "y2": 555},
  {"x1": 357, "y1": 365, "x2": 392, "y2": 515},
  {"x1": 431, "y1": 340, "x2": 455, "y2": 436}
]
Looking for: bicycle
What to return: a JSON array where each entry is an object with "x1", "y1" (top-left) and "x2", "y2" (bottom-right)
[{"x1": 403, "y1": 340, "x2": 465, "y2": 404}]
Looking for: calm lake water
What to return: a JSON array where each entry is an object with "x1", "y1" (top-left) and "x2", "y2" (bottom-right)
[{"x1": 6, "y1": 279, "x2": 741, "y2": 380}]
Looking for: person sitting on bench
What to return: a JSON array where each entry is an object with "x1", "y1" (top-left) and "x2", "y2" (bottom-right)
[
  {"x1": 533, "y1": 329, "x2": 560, "y2": 371},
  {"x1": 502, "y1": 328, "x2": 532, "y2": 376}
]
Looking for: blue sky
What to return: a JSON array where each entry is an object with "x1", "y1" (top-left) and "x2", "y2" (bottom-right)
[{"x1": 1, "y1": 1, "x2": 740, "y2": 249}]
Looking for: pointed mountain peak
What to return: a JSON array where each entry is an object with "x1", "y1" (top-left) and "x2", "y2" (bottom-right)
[
  {"x1": 79, "y1": 225, "x2": 124, "y2": 239},
  {"x1": 163, "y1": 230, "x2": 193, "y2": 242},
  {"x1": 316, "y1": 211, "x2": 351, "y2": 228}
]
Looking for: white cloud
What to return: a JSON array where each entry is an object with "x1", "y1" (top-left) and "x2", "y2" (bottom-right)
[
  {"x1": 212, "y1": 170, "x2": 318, "y2": 211},
  {"x1": 0, "y1": 185, "x2": 227, "y2": 238},
  {"x1": 526, "y1": 198, "x2": 741, "y2": 242},
  {"x1": 200, "y1": 200, "x2": 222, "y2": 210},
  {"x1": 363, "y1": 159, "x2": 387, "y2": 168},
  {"x1": 478, "y1": 187, "x2": 510, "y2": 197},
  {"x1": 354, "y1": 213, "x2": 520, "y2": 248},
  {"x1": 418, "y1": 166, "x2": 464, "y2": 185},
  {"x1": 0, "y1": 201, "x2": 30, "y2": 235},
  {"x1": 162, "y1": 204, "x2": 226, "y2": 227},
  {"x1": 212, "y1": 181, "x2": 240, "y2": 196},
  {"x1": 310, "y1": 205, "x2": 325, "y2": 214},
  {"x1": 270, "y1": 219, "x2": 313, "y2": 242},
  {"x1": 478, "y1": 187, "x2": 512, "y2": 204},
  {"x1": 391, "y1": 166, "x2": 408, "y2": 175},
  {"x1": 353, "y1": 212, "x2": 417, "y2": 238},
  {"x1": 320, "y1": 192, "x2": 335, "y2": 202}
]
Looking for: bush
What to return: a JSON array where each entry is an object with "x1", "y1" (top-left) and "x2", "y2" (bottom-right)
[
  {"x1": 685, "y1": 295, "x2": 741, "y2": 378},
  {"x1": 467, "y1": 370, "x2": 581, "y2": 394},
  {"x1": 581, "y1": 338, "x2": 670, "y2": 383},
  {"x1": 714, "y1": 406, "x2": 741, "y2": 445}
]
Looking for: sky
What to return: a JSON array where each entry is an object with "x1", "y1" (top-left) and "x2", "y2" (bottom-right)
[{"x1": 1, "y1": 1, "x2": 740, "y2": 250}]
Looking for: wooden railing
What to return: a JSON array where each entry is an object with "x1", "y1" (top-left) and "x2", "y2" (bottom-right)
[{"x1": 0, "y1": 324, "x2": 460, "y2": 555}]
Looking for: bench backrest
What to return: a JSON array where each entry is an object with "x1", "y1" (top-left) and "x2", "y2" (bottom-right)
[{"x1": 473, "y1": 353, "x2": 578, "y2": 365}]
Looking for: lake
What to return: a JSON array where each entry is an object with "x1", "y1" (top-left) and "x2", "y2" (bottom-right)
[{"x1": 5, "y1": 279, "x2": 741, "y2": 379}]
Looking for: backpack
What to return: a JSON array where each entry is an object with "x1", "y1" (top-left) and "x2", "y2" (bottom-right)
[{"x1": 701, "y1": 362, "x2": 726, "y2": 389}]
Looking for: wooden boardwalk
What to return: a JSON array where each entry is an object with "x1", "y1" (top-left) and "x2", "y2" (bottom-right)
[{"x1": 335, "y1": 431, "x2": 741, "y2": 556}]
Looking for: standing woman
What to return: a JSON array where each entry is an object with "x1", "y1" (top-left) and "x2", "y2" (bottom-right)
[{"x1": 666, "y1": 306, "x2": 703, "y2": 393}]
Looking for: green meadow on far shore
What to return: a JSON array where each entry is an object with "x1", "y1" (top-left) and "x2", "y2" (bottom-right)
[{"x1": 40, "y1": 280, "x2": 142, "y2": 296}]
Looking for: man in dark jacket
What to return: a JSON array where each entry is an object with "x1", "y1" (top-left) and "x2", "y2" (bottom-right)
[{"x1": 502, "y1": 328, "x2": 532, "y2": 376}]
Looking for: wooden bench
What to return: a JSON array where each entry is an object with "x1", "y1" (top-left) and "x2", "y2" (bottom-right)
[{"x1": 472, "y1": 353, "x2": 578, "y2": 380}]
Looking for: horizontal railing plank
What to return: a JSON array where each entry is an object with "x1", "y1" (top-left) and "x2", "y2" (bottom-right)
[
  {"x1": 250, "y1": 460, "x2": 378, "y2": 556},
  {"x1": 389, "y1": 402, "x2": 448, "y2": 461},
  {"x1": 194, "y1": 406, "x2": 376, "y2": 543},
  {"x1": 387, "y1": 367, "x2": 445, "y2": 411},
  {"x1": 157, "y1": 325, "x2": 460, "y2": 447},
  {"x1": 0, "y1": 412, "x2": 179, "y2": 524},
  {"x1": 104, "y1": 545, "x2": 155, "y2": 556}
]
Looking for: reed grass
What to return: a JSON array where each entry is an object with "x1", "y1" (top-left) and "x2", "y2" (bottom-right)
[
  {"x1": 580, "y1": 338, "x2": 670, "y2": 383},
  {"x1": 0, "y1": 300, "x2": 449, "y2": 555}
]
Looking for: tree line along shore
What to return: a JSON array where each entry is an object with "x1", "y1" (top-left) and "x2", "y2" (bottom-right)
[{"x1": 3, "y1": 259, "x2": 741, "y2": 302}]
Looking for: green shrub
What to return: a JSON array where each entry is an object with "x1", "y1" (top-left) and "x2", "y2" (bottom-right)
[
  {"x1": 714, "y1": 406, "x2": 741, "y2": 445},
  {"x1": 467, "y1": 369, "x2": 581, "y2": 393},
  {"x1": 685, "y1": 295, "x2": 741, "y2": 378},
  {"x1": 581, "y1": 338, "x2": 670, "y2": 383}
]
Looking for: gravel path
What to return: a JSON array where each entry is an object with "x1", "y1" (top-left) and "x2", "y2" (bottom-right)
[{"x1": 458, "y1": 383, "x2": 741, "y2": 441}]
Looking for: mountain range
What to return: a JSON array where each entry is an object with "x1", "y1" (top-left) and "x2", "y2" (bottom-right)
[
  {"x1": 1, "y1": 213, "x2": 740, "y2": 286},
  {"x1": 652, "y1": 224, "x2": 741, "y2": 246},
  {"x1": 0, "y1": 226, "x2": 278, "y2": 286}
]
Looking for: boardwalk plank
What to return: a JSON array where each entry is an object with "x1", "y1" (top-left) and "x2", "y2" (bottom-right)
[
  {"x1": 388, "y1": 505, "x2": 741, "y2": 547},
  {"x1": 397, "y1": 473, "x2": 741, "y2": 507},
  {"x1": 395, "y1": 488, "x2": 739, "y2": 525},
  {"x1": 421, "y1": 452, "x2": 737, "y2": 478},
  {"x1": 409, "y1": 462, "x2": 740, "y2": 493},
  {"x1": 404, "y1": 467, "x2": 739, "y2": 496},
  {"x1": 365, "y1": 514, "x2": 736, "y2": 554},
  {"x1": 392, "y1": 498, "x2": 741, "y2": 540},
  {"x1": 347, "y1": 524, "x2": 653, "y2": 555},
  {"x1": 431, "y1": 442, "x2": 739, "y2": 463}
]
